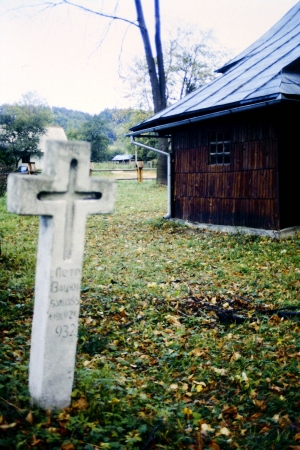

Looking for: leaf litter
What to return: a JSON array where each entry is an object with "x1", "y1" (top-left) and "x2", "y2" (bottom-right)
[{"x1": 0, "y1": 180, "x2": 300, "y2": 449}]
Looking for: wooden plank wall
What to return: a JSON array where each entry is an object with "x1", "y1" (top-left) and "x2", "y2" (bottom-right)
[{"x1": 172, "y1": 117, "x2": 279, "y2": 229}]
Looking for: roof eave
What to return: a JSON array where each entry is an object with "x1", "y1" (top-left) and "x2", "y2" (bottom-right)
[
  {"x1": 129, "y1": 96, "x2": 280, "y2": 133},
  {"x1": 128, "y1": 96, "x2": 298, "y2": 137}
]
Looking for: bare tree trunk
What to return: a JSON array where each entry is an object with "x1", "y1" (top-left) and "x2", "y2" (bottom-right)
[
  {"x1": 134, "y1": 0, "x2": 162, "y2": 113},
  {"x1": 156, "y1": 137, "x2": 168, "y2": 184},
  {"x1": 135, "y1": 0, "x2": 168, "y2": 184},
  {"x1": 37, "y1": 0, "x2": 169, "y2": 183}
]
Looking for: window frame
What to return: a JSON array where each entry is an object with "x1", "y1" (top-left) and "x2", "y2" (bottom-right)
[{"x1": 209, "y1": 131, "x2": 231, "y2": 165}]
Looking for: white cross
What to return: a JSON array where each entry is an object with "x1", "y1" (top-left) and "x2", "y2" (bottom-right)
[{"x1": 7, "y1": 140, "x2": 116, "y2": 409}]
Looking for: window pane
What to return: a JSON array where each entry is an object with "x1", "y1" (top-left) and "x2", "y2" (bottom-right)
[
  {"x1": 209, "y1": 131, "x2": 231, "y2": 165},
  {"x1": 217, "y1": 154, "x2": 223, "y2": 164},
  {"x1": 224, "y1": 154, "x2": 230, "y2": 164}
]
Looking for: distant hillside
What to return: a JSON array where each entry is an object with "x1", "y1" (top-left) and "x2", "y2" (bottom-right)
[
  {"x1": 51, "y1": 106, "x2": 138, "y2": 141},
  {"x1": 51, "y1": 106, "x2": 92, "y2": 131}
]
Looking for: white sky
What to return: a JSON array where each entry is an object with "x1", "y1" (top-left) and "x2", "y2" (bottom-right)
[{"x1": 0, "y1": 0, "x2": 299, "y2": 114}]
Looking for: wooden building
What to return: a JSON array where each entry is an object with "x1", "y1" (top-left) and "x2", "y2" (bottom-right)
[
  {"x1": 111, "y1": 154, "x2": 134, "y2": 164},
  {"x1": 130, "y1": 2, "x2": 300, "y2": 236}
]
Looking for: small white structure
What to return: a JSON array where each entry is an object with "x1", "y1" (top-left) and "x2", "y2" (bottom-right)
[
  {"x1": 111, "y1": 154, "x2": 134, "y2": 164},
  {"x1": 7, "y1": 140, "x2": 116, "y2": 409},
  {"x1": 30, "y1": 126, "x2": 68, "y2": 170}
]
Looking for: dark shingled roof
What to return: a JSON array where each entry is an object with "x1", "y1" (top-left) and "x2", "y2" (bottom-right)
[{"x1": 131, "y1": 1, "x2": 300, "y2": 133}]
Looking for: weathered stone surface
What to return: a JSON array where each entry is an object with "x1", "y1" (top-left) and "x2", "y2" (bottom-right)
[{"x1": 7, "y1": 140, "x2": 116, "y2": 409}]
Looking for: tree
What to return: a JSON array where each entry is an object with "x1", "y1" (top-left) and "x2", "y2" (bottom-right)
[
  {"x1": 0, "y1": 92, "x2": 53, "y2": 168},
  {"x1": 34, "y1": 0, "x2": 169, "y2": 183},
  {"x1": 66, "y1": 115, "x2": 110, "y2": 162},
  {"x1": 118, "y1": 109, "x2": 158, "y2": 161},
  {"x1": 123, "y1": 26, "x2": 227, "y2": 111}
]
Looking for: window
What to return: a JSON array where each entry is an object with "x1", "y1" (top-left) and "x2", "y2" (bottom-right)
[
  {"x1": 209, "y1": 132, "x2": 231, "y2": 165},
  {"x1": 22, "y1": 154, "x2": 30, "y2": 163}
]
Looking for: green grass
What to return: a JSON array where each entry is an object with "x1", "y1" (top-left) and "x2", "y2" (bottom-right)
[{"x1": 0, "y1": 180, "x2": 300, "y2": 449}]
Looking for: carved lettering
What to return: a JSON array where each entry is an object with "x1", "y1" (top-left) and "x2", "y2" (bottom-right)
[
  {"x1": 50, "y1": 297, "x2": 80, "y2": 308},
  {"x1": 55, "y1": 324, "x2": 76, "y2": 338},
  {"x1": 55, "y1": 267, "x2": 81, "y2": 278},
  {"x1": 48, "y1": 310, "x2": 77, "y2": 321},
  {"x1": 51, "y1": 282, "x2": 80, "y2": 294}
]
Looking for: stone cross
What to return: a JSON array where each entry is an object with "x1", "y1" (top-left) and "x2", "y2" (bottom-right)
[{"x1": 7, "y1": 140, "x2": 116, "y2": 409}]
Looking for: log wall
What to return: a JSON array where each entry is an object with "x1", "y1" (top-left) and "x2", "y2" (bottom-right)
[{"x1": 172, "y1": 116, "x2": 280, "y2": 229}]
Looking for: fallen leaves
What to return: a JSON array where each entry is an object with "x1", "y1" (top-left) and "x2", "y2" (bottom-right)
[
  {"x1": 1, "y1": 182, "x2": 300, "y2": 448},
  {"x1": 0, "y1": 422, "x2": 17, "y2": 430},
  {"x1": 212, "y1": 367, "x2": 227, "y2": 376}
]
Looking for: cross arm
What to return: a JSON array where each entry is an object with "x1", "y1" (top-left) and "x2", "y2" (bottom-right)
[
  {"x1": 85, "y1": 178, "x2": 116, "y2": 215},
  {"x1": 7, "y1": 174, "x2": 55, "y2": 216}
]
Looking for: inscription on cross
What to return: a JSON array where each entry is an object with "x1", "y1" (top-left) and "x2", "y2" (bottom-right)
[{"x1": 7, "y1": 140, "x2": 116, "y2": 409}]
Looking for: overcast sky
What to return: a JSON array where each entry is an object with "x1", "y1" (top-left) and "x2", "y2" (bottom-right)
[{"x1": 0, "y1": 0, "x2": 299, "y2": 114}]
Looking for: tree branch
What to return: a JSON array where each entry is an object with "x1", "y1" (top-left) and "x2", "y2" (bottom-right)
[
  {"x1": 43, "y1": 0, "x2": 139, "y2": 28},
  {"x1": 154, "y1": 0, "x2": 166, "y2": 110}
]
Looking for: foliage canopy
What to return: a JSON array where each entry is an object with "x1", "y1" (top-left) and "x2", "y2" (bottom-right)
[{"x1": 0, "y1": 92, "x2": 52, "y2": 168}]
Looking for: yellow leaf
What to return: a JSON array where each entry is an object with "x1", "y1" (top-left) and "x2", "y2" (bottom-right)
[
  {"x1": 166, "y1": 315, "x2": 181, "y2": 327},
  {"x1": 25, "y1": 412, "x2": 34, "y2": 424},
  {"x1": 32, "y1": 435, "x2": 44, "y2": 446},
  {"x1": 220, "y1": 427, "x2": 230, "y2": 436},
  {"x1": 0, "y1": 422, "x2": 17, "y2": 430},
  {"x1": 190, "y1": 348, "x2": 203, "y2": 357},
  {"x1": 194, "y1": 381, "x2": 206, "y2": 386},
  {"x1": 212, "y1": 367, "x2": 226, "y2": 376},
  {"x1": 278, "y1": 415, "x2": 292, "y2": 427},
  {"x1": 259, "y1": 426, "x2": 271, "y2": 434},
  {"x1": 170, "y1": 383, "x2": 178, "y2": 390},
  {"x1": 61, "y1": 444, "x2": 76, "y2": 450},
  {"x1": 201, "y1": 423, "x2": 214, "y2": 433},
  {"x1": 182, "y1": 407, "x2": 193, "y2": 417},
  {"x1": 72, "y1": 397, "x2": 88, "y2": 410},
  {"x1": 294, "y1": 432, "x2": 300, "y2": 441},
  {"x1": 196, "y1": 384, "x2": 203, "y2": 392},
  {"x1": 222, "y1": 405, "x2": 238, "y2": 418},
  {"x1": 83, "y1": 360, "x2": 92, "y2": 367},
  {"x1": 231, "y1": 352, "x2": 241, "y2": 361}
]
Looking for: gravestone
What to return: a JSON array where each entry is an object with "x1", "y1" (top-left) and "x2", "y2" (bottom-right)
[{"x1": 7, "y1": 140, "x2": 116, "y2": 409}]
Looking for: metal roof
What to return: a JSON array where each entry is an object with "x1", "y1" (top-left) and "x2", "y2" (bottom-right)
[
  {"x1": 131, "y1": 1, "x2": 300, "y2": 133},
  {"x1": 111, "y1": 154, "x2": 133, "y2": 161}
]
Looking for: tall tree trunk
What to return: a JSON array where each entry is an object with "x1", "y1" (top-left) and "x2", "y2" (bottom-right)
[
  {"x1": 134, "y1": 0, "x2": 162, "y2": 114},
  {"x1": 38, "y1": 0, "x2": 169, "y2": 183},
  {"x1": 156, "y1": 137, "x2": 168, "y2": 184},
  {"x1": 135, "y1": 0, "x2": 168, "y2": 184}
]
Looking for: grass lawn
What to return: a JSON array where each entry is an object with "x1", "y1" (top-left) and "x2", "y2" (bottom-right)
[{"x1": 0, "y1": 180, "x2": 300, "y2": 449}]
